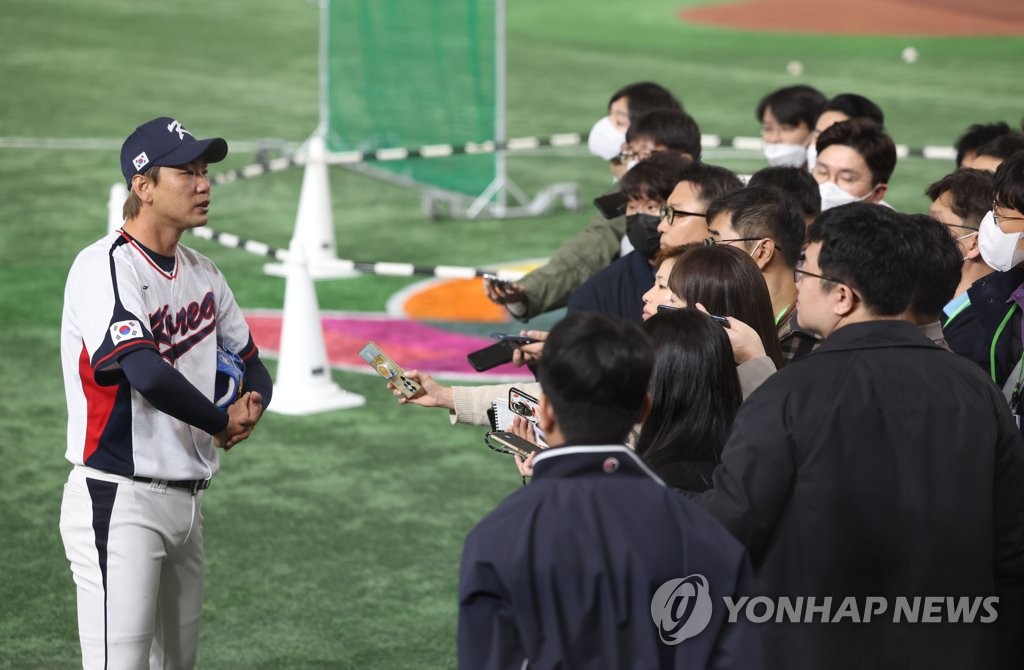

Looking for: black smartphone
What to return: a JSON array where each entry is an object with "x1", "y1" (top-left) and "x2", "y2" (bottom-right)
[
  {"x1": 485, "y1": 430, "x2": 542, "y2": 459},
  {"x1": 490, "y1": 332, "x2": 539, "y2": 345},
  {"x1": 467, "y1": 340, "x2": 515, "y2": 371}
]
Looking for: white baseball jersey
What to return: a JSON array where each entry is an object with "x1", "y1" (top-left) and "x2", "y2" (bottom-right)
[{"x1": 61, "y1": 229, "x2": 254, "y2": 480}]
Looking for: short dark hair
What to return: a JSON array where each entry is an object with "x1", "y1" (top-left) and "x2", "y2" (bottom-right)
[
  {"x1": 619, "y1": 152, "x2": 692, "y2": 204},
  {"x1": 680, "y1": 162, "x2": 744, "y2": 208},
  {"x1": 925, "y1": 169, "x2": 995, "y2": 229},
  {"x1": 537, "y1": 313, "x2": 653, "y2": 444},
  {"x1": 748, "y1": 166, "x2": 822, "y2": 219},
  {"x1": 635, "y1": 309, "x2": 741, "y2": 476},
  {"x1": 806, "y1": 203, "x2": 917, "y2": 316},
  {"x1": 626, "y1": 109, "x2": 702, "y2": 162},
  {"x1": 904, "y1": 214, "x2": 961, "y2": 320},
  {"x1": 756, "y1": 85, "x2": 827, "y2": 129},
  {"x1": 609, "y1": 82, "x2": 684, "y2": 124},
  {"x1": 816, "y1": 119, "x2": 897, "y2": 185},
  {"x1": 993, "y1": 152, "x2": 1024, "y2": 213},
  {"x1": 817, "y1": 93, "x2": 885, "y2": 127},
  {"x1": 667, "y1": 244, "x2": 785, "y2": 368},
  {"x1": 704, "y1": 185, "x2": 806, "y2": 268},
  {"x1": 955, "y1": 121, "x2": 1012, "y2": 167},
  {"x1": 975, "y1": 133, "x2": 1024, "y2": 163}
]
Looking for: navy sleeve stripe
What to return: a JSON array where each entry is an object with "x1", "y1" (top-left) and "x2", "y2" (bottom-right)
[{"x1": 94, "y1": 339, "x2": 157, "y2": 371}]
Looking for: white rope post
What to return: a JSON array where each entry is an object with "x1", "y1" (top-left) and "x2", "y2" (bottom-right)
[
  {"x1": 265, "y1": 133, "x2": 358, "y2": 279},
  {"x1": 107, "y1": 183, "x2": 128, "y2": 235},
  {"x1": 268, "y1": 240, "x2": 365, "y2": 415}
]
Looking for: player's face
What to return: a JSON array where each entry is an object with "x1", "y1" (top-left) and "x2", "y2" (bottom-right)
[{"x1": 151, "y1": 159, "x2": 212, "y2": 229}]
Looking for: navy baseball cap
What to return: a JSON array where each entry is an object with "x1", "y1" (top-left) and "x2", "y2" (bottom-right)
[{"x1": 120, "y1": 117, "x2": 228, "y2": 187}]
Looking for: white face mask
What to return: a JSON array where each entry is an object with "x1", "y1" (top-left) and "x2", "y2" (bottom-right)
[
  {"x1": 805, "y1": 144, "x2": 818, "y2": 171},
  {"x1": 819, "y1": 181, "x2": 874, "y2": 211},
  {"x1": 763, "y1": 143, "x2": 807, "y2": 167},
  {"x1": 587, "y1": 116, "x2": 627, "y2": 161},
  {"x1": 978, "y1": 210, "x2": 1024, "y2": 272}
]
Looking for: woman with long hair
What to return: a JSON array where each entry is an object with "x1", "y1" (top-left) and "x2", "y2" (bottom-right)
[
  {"x1": 666, "y1": 243, "x2": 785, "y2": 368},
  {"x1": 634, "y1": 309, "x2": 741, "y2": 491}
]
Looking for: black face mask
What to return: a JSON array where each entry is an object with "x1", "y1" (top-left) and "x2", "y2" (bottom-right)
[{"x1": 625, "y1": 213, "x2": 663, "y2": 260}]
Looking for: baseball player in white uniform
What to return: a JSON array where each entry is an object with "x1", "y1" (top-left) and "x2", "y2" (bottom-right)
[{"x1": 59, "y1": 117, "x2": 273, "y2": 669}]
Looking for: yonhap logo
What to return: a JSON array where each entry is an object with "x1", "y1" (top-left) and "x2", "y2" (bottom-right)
[{"x1": 651, "y1": 575, "x2": 713, "y2": 645}]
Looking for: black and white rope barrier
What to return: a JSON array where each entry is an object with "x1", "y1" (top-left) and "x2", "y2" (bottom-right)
[
  {"x1": 207, "y1": 132, "x2": 959, "y2": 185},
  {"x1": 188, "y1": 226, "x2": 524, "y2": 281}
]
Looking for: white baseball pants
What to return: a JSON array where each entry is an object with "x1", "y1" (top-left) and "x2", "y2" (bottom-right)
[{"x1": 60, "y1": 465, "x2": 205, "y2": 669}]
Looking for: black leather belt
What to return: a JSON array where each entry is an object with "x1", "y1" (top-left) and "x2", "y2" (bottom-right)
[{"x1": 132, "y1": 476, "x2": 211, "y2": 495}]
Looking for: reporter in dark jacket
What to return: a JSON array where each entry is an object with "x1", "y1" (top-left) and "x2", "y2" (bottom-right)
[{"x1": 702, "y1": 203, "x2": 1024, "y2": 670}]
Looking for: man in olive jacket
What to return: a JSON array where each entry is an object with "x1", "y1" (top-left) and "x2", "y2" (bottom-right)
[{"x1": 703, "y1": 203, "x2": 1024, "y2": 669}]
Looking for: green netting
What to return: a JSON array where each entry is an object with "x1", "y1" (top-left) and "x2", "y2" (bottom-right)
[{"x1": 325, "y1": 0, "x2": 497, "y2": 197}]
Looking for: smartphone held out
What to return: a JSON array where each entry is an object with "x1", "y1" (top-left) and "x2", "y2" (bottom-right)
[
  {"x1": 490, "y1": 332, "x2": 538, "y2": 345},
  {"x1": 485, "y1": 430, "x2": 542, "y2": 460},
  {"x1": 358, "y1": 341, "x2": 423, "y2": 399}
]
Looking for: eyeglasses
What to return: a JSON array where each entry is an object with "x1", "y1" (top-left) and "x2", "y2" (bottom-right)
[
  {"x1": 618, "y1": 149, "x2": 653, "y2": 164},
  {"x1": 941, "y1": 222, "x2": 978, "y2": 241},
  {"x1": 703, "y1": 237, "x2": 765, "y2": 247},
  {"x1": 659, "y1": 204, "x2": 706, "y2": 226},
  {"x1": 993, "y1": 202, "x2": 1024, "y2": 230},
  {"x1": 794, "y1": 258, "x2": 844, "y2": 284}
]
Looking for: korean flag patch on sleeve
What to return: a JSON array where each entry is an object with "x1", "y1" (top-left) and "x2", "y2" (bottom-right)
[{"x1": 110, "y1": 319, "x2": 143, "y2": 344}]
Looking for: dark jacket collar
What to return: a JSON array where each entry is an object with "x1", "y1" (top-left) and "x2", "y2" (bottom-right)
[
  {"x1": 531, "y1": 445, "x2": 665, "y2": 485},
  {"x1": 967, "y1": 267, "x2": 1024, "y2": 326},
  {"x1": 810, "y1": 319, "x2": 939, "y2": 355}
]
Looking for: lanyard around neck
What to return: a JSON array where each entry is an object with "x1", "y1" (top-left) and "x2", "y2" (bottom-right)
[
  {"x1": 774, "y1": 304, "x2": 793, "y2": 327},
  {"x1": 990, "y1": 303, "x2": 1020, "y2": 383},
  {"x1": 942, "y1": 298, "x2": 971, "y2": 329}
]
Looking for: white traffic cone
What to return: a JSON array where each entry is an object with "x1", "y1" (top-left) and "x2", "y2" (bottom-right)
[
  {"x1": 268, "y1": 241, "x2": 365, "y2": 415},
  {"x1": 264, "y1": 134, "x2": 357, "y2": 279},
  {"x1": 108, "y1": 183, "x2": 128, "y2": 235}
]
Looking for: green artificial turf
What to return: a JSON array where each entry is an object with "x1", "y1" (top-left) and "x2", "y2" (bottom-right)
[{"x1": 1, "y1": 0, "x2": 1022, "y2": 666}]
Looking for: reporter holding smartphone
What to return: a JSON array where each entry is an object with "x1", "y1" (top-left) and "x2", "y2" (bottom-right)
[{"x1": 457, "y1": 313, "x2": 762, "y2": 669}]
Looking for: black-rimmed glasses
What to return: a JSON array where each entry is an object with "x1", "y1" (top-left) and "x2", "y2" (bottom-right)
[
  {"x1": 993, "y1": 201, "x2": 1024, "y2": 230},
  {"x1": 659, "y1": 204, "x2": 706, "y2": 226},
  {"x1": 703, "y1": 237, "x2": 765, "y2": 247},
  {"x1": 794, "y1": 258, "x2": 843, "y2": 284}
]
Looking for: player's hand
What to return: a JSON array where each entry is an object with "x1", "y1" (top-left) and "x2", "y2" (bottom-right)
[
  {"x1": 483, "y1": 278, "x2": 527, "y2": 305},
  {"x1": 695, "y1": 303, "x2": 766, "y2": 364},
  {"x1": 512, "y1": 330, "x2": 548, "y2": 367},
  {"x1": 388, "y1": 370, "x2": 455, "y2": 410},
  {"x1": 216, "y1": 391, "x2": 262, "y2": 450}
]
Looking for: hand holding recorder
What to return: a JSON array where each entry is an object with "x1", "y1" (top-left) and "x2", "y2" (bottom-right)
[
  {"x1": 510, "y1": 330, "x2": 547, "y2": 367},
  {"x1": 693, "y1": 302, "x2": 767, "y2": 364},
  {"x1": 482, "y1": 273, "x2": 527, "y2": 306}
]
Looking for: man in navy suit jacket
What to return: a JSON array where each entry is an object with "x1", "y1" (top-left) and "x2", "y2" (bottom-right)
[{"x1": 458, "y1": 312, "x2": 762, "y2": 669}]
